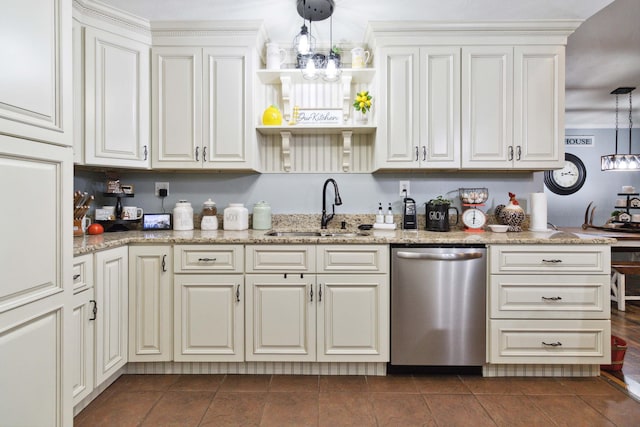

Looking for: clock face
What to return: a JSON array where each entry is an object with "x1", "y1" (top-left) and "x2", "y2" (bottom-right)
[
  {"x1": 544, "y1": 153, "x2": 587, "y2": 195},
  {"x1": 462, "y1": 207, "x2": 486, "y2": 229}
]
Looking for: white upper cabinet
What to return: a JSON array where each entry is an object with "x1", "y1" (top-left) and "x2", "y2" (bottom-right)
[
  {"x1": 82, "y1": 27, "x2": 150, "y2": 168},
  {"x1": 461, "y1": 46, "x2": 514, "y2": 169},
  {"x1": 0, "y1": 0, "x2": 72, "y2": 146},
  {"x1": 368, "y1": 22, "x2": 577, "y2": 172},
  {"x1": 152, "y1": 47, "x2": 202, "y2": 167},
  {"x1": 152, "y1": 46, "x2": 255, "y2": 170},
  {"x1": 375, "y1": 46, "x2": 460, "y2": 169},
  {"x1": 461, "y1": 45, "x2": 565, "y2": 169}
]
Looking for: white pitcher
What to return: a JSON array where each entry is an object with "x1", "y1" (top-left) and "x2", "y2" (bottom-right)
[
  {"x1": 266, "y1": 42, "x2": 287, "y2": 70},
  {"x1": 351, "y1": 47, "x2": 370, "y2": 68}
]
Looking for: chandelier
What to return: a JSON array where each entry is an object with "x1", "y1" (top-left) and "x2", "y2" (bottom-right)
[
  {"x1": 601, "y1": 87, "x2": 638, "y2": 171},
  {"x1": 293, "y1": 0, "x2": 341, "y2": 82}
]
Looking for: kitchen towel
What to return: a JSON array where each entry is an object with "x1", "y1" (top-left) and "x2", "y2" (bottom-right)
[{"x1": 529, "y1": 192, "x2": 548, "y2": 231}]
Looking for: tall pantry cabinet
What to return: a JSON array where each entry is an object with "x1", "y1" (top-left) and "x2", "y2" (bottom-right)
[{"x1": 0, "y1": 0, "x2": 74, "y2": 426}]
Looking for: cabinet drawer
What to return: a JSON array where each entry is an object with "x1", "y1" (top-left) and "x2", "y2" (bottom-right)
[
  {"x1": 73, "y1": 254, "x2": 93, "y2": 293},
  {"x1": 245, "y1": 245, "x2": 316, "y2": 273},
  {"x1": 489, "y1": 319, "x2": 610, "y2": 364},
  {"x1": 489, "y1": 275, "x2": 610, "y2": 319},
  {"x1": 489, "y1": 245, "x2": 610, "y2": 274},
  {"x1": 174, "y1": 245, "x2": 243, "y2": 273},
  {"x1": 317, "y1": 245, "x2": 389, "y2": 273}
]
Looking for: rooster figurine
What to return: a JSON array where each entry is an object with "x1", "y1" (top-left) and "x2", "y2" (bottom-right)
[{"x1": 495, "y1": 192, "x2": 526, "y2": 232}]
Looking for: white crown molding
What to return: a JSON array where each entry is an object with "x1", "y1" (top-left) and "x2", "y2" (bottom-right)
[
  {"x1": 365, "y1": 20, "x2": 584, "y2": 48},
  {"x1": 151, "y1": 20, "x2": 268, "y2": 47},
  {"x1": 73, "y1": 0, "x2": 151, "y2": 41}
]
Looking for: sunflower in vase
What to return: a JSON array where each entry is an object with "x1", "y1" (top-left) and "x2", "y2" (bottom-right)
[{"x1": 353, "y1": 91, "x2": 372, "y2": 123}]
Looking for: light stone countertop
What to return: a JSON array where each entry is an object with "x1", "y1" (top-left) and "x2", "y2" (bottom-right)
[{"x1": 73, "y1": 228, "x2": 616, "y2": 256}]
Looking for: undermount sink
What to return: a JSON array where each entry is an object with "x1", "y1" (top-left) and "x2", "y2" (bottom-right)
[{"x1": 264, "y1": 231, "x2": 370, "y2": 238}]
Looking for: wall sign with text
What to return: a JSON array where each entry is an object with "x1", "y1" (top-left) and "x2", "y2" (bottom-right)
[
  {"x1": 564, "y1": 135, "x2": 594, "y2": 146},
  {"x1": 296, "y1": 109, "x2": 343, "y2": 125}
]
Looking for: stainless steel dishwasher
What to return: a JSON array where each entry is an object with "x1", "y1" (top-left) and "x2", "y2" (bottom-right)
[{"x1": 390, "y1": 245, "x2": 486, "y2": 367}]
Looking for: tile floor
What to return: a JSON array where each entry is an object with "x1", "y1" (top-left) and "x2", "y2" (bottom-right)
[
  {"x1": 74, "y1": 371, "x2": 640, "y2": 426},
  {"x1": 75, "y1": 300, "x2": 640, "y2": 427}
]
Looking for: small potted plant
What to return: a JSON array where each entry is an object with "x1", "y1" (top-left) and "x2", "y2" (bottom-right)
[{"x1": 353, "y1": 90, "x2": 372, "y2": 123}]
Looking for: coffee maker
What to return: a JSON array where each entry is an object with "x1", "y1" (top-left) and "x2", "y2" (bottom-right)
[{"x1": 402, "y1": 197, "x2": 417, "y2": 229}]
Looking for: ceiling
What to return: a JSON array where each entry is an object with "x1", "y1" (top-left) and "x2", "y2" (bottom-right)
[{"x1": 96, "y1": 0, "x2": 640, "y2": 129}]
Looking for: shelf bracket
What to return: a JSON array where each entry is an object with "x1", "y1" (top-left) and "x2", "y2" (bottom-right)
[
  {"x1": 341, "y1": 75, "x2": 353, "y2": 122},
  {"x1": 280, "y1": 131, "x2": 292, "y2": 172},
  {"x1": 280, "y1": 75, "x2": 292, "y2": 121},
  {"x1": 342, "y1": 130, "x2": 352, "y2": 172}
]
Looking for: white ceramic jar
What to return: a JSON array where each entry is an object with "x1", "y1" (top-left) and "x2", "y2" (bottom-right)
[
  {"x1": 173, "y1": 200, "x2": 194, "y2": 230},
  {"x1": 223, "y1": 203, "x2": 249, "y2": 230},
  {"x1": 252, "y1": 201, "x2": 272, "y2": 230}
]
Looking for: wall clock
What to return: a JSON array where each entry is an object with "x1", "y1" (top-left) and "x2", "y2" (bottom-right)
[{"x1": 544, "y1": 153, "x2": 587, "y2": 195}]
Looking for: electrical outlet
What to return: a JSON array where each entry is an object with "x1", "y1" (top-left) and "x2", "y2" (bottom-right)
[
  {"x1": 155, "y1": 182, "x2": 169, "y2": 197},
  {"x1": 399, "y1": 180, "x2": 410, "y2": 196}
]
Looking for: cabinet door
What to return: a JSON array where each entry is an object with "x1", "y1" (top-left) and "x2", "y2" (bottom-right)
[
  {"x1": 461, "y1": 46, "x2": 513, "y2": 169},
  {"x1": 94, "y1": 247, "x2": 128, "y2": 386},
  {"x1": 72, "y1": 288, "x2": 95, "y2": 406},
  {"x1": 316, "y1": 275, "x2": 389, "y2": 362},
  {"x1": 203, "y1": 47, "x2": 255, "y2": 169},
  {"x1": 84, "y1": 27, "x2": 150, "y2": 168},
  {"x1": 419, "y1": 47, "x2": 461, "y2": 168},
  {"x1": 245, "y1": 274, "x2": 316, "y2": 361},
  {"x1": 0, "y1": 137, "x2": 72, "y2": 426},
  {"x1": 513, "y1": 45, "x2": 565, "y2": 169},
  {"x1": 73, "y1": 19, "x2": 85, "y2": 164},
  {"x1": 0, "y1": 0, "x2": 72, "y2": 146},
  {"x1": 174, "y1": 274, "x2": 243, "y2": 361},
  {"x1": 129, "y1": 246, "x2": 172, "y2": 362},
  {"x1": 375, "y1": 47, "x2": 420, "y2": 169},
  {"x1": 152, "y1": 47, "x2": 202, "y2": 168}
]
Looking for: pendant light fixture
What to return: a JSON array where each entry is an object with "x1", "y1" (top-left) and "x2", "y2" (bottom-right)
[
  {"x1": 293, "y1": 0, "x2": 339, "y2": 81},
  {"x1": 602, "y1": 87, "x2": 637, "y2": 171}
]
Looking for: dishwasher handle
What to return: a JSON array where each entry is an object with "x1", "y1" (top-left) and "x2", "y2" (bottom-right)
[{"x1": 396, "y1": 251, "x2": 484, "y2": 261}]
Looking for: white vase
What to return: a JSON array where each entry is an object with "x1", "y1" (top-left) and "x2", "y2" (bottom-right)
[{"x1": 354, "y1": 110, "x2": 369, "y2": 125}]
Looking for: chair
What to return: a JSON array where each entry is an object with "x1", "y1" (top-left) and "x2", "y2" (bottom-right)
[{"x1": 610, "y1": 261, "x2": 640, "y2": 311}]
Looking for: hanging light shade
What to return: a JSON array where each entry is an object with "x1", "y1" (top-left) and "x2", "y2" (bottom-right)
[
  {"x1": 293, "y1": 0, "x2": 339, "y2": 80},
  {"x1": 602, "y1": 87, "x2": 638, "y2": 171}
]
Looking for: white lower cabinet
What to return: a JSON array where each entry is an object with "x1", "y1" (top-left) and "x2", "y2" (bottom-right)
[
  {"x1": 173, "y1": 245, "x2": 244, "y2": 361},
  {"x1": 488, "y1": 244, "x2": 611, "y2": 365},
  {"x1": 245, "y1": 245, "x2": 389, "y2": 363},
  {"x1": 245, "y1": 274, "x2": 316, "y2": 361},
  {"x1": 94, "y1": 247, "x2": 128, "y2": 386},
  {"x1": 72, "y1": 287, "x2": 95, "y2": 406},
  {"x1": 129, "y1": 245, "x2": 173, "y2": 361}
]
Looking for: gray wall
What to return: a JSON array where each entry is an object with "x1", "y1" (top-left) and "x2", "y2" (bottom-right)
[
  {"x1": 543, "y1": 128, "x2": 640, "y2": 227},
  {"x1": 75, "y1": 128, "x2": 639, "y2": 227},
  {"x1": 75, "y1": 169, "x2": 542, "y2": 219}
]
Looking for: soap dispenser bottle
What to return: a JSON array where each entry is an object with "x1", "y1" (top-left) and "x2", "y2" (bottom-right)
[
  {"x1": 385, "y1": 203, "x2": 394, "y2": 224},
  {"x1": 376, "y1": 202, "x2": 384, "y2": 223}
]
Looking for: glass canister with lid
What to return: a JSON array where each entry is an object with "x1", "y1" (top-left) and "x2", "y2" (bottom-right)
[
  {"x1": 200, "y1": 198, "x2": 218, "y2": 230},
  {"x1": 252, "y1": 201, "x2": 272, "y2": 230}
]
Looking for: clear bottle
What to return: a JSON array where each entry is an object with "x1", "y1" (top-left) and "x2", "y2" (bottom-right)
[
  {"x1": 376, "y1": 202, "x2": 384, "y2": 223},
  {"x1": 385, "y1": 202, "x2": 394, "y2": 224},
  {"x1": 200, "y1": 198, "x2": 218, "y2": 230}
]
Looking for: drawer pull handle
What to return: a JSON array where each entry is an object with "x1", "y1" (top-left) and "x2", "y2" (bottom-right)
[
  {"x1": 542, "y1": 259, "x2": 563, "y2": 263},
  {"x1": 162, "y1": 254, "x2": 167, "y2": 272},
  {"x1": 541, "y1": 296, "x2": 562, "y2": 301},
  {"x1": 236, "y1": 284, "x2": 240, "y2": 302},
  {"x1": 73, "y1": 274, "x2": 81, "y2": 280},
  {"x1": 310, "y1": 285, "x2": 314, "y2": 302},
  {"x1": 90, "y1": 300, "x2": 97, "y2": 321},
  {"x1": 318, "y1": 284, "x2": 322, "y2": 302},
  {"x1": 198, "y1": 257, "x2": 216, "y2": 262},
  {"x1": 542, "y1": 341, "x2": 562, "y2": 347}
]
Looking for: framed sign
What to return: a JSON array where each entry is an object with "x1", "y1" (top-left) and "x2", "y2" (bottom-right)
[
  {"x1": 295, "y1": 108, "x2": 342, "y2": 125},
  {"x1": 564, "y1": 135, "x2": 594, "y2": 146}
]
